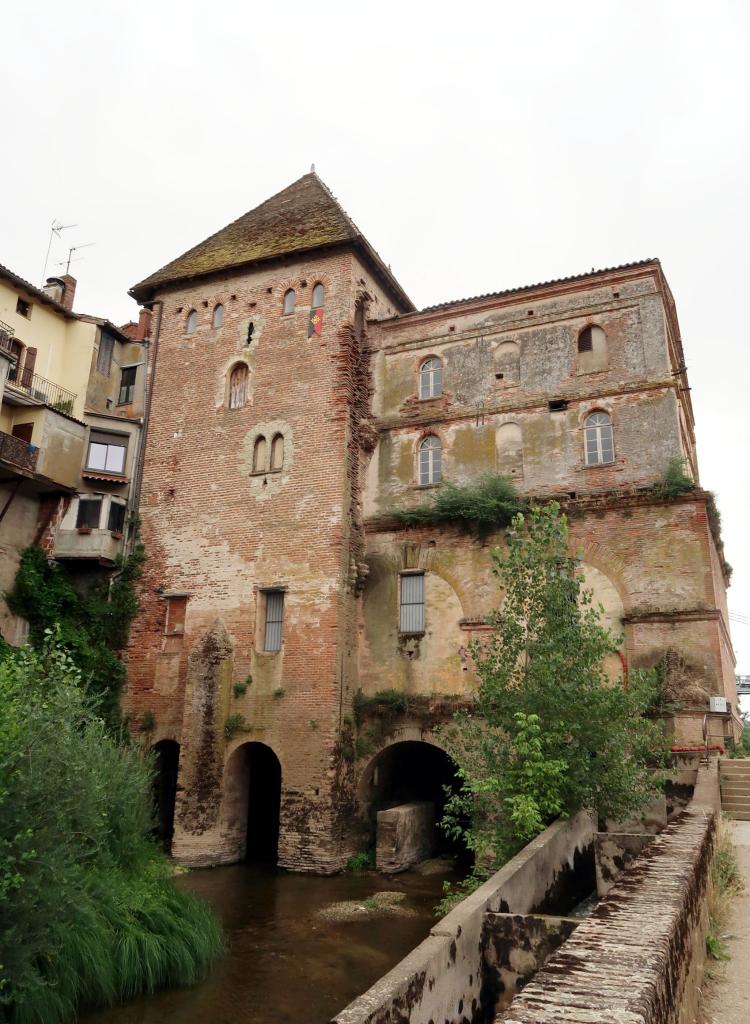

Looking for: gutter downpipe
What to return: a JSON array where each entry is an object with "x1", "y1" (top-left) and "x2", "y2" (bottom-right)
[{"x1": 126, "y1": 298, "x2": 163, "y2": 557}]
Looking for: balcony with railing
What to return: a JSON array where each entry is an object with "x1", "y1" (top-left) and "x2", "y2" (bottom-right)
[
  {"x1": 0, "y1": 430, "x2": 39, "y2": 473},
  {"x1": 5, "y1": 365, "x2": 77, "y2": 415}
]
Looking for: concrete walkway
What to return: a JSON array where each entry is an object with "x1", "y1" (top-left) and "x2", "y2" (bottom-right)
[{"x1": 703, "y1": 821, "x2": 750, "y2": 1023}]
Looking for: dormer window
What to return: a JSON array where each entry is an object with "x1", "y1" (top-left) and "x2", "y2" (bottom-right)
[{"x1": 283, "y1": 289, "x2": 296, "y2": 315}]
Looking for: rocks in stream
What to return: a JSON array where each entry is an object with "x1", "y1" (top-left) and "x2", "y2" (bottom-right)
[{"x1": 316, "y1": 891, "x2": 418, "y2": 923}]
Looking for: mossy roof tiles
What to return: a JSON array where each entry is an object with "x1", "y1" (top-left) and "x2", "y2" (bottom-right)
[{"x1": 130, "y1": 173, "x2": 414, "y2": 310}]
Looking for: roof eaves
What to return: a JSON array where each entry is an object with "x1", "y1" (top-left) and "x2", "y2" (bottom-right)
[
  {"x1": 0, "y1": 262, "x2": 74, "y2": 318},
  {"x1": 412, "y1": 259, "x2": 661, "y2": 317}
]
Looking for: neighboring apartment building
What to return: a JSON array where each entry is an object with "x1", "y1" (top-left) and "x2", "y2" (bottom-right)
[
  {"x1": 0, "y1": 264, "x2": 147, "y2": 643},
  {"x1": 125, "y1": 173, "x2": 737, "y2": 873}
]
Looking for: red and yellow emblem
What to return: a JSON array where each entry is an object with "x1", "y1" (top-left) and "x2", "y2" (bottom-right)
[{"x1": 308, "y1": 307, "x2": 324, "y2": 338}]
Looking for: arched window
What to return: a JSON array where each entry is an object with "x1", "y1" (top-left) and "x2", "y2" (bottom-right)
[
  {"x1": 312, "y1": 283, "x2": 325, "y2": 309},
  {"x1": 270, "y1": 433, "x2": 284, "y2": 471},
  {"x1": 584, "y1": 411, "x2": 614, "y2": 466},
  {"x1": 418, "y1": 435, "x2": 442, "y2": 486},
  {"x1": 228, "y1": 364, "x2": 248, "y2": 409},
  {"x1": 186, "y1": 309, "x2": 197, "y2": 334},
  {"x1": 283, "y1": 289, "x2": 296, "y2": 315},
  {"x1": 212, "y1": 304, "x2": 224, "y2": 328},
  {"x1": 577, "y1": 325, "x2": 607, "y2": 372},
  {"x1": 419, "y1": 357, "x2": 443, "y2": 400},
  {"x1": 253, "y1": 435, "x2": 267, "y2": 473}
]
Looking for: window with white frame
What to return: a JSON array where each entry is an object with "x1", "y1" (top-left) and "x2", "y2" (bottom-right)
[
  {"x1": 263, "y1": 590, "x2": 285, "y2": 652},
  {"x1": 418, "y1": 435, "x2": 442, "y2": 485},
  {"x1": 419, "y1": 357, "x2": 443, "y2": 399},
  {"x1": 584, "y1": 411, "x2": 614, "y2": 466},
  {"x1": 399, "y1": 572, "x2": 425, "y2": 633},
  {"x1": 86, "y1": 431, "x2": 128, "y2": 474}
]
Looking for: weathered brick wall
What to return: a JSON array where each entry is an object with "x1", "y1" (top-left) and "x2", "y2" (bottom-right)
[{"x1": 125, "y1": 249, "x2": 397, "y2": 870}]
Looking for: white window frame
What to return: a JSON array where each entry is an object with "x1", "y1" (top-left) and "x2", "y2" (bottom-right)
[
  {"x1": 418, "y1": 435, "x2": 442, "y2": 486},
  {"x1": 584, "y1": 411, "x2": 615, "y2": 466},
  {"x1": 86, "y1": 433, "x2": 128, "y2": 474},
  {"x1": 419, "y1": 357, "x2": 443, "y2": 400}
]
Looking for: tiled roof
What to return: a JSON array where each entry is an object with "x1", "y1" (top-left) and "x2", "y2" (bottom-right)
[
  {"x1": 130, "y1": 173, "x2": 414, "y2": 310},
  {"x1": 416, "y1": 259, "x2": 661, "y2": 316},
  {"x1": 0, "y1": 262, "x2": 74, "y2": 318}
]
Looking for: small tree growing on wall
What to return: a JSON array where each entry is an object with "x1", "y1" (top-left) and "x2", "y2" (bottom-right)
[{"x1": 440, "y1": 503, "x2": 667, "y2": 908}]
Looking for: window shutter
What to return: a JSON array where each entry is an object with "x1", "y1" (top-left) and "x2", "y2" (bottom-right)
[
  {"x1": 264, "y1": 592, "x2": 284, "y2": 652},
  {"x1": 400, "y1": 573, "x2": 425, "y2": 633}
]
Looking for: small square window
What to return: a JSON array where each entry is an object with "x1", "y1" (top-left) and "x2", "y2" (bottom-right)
[{"x1": 16, "y1": 298, "x2": 31, "y2": 319}]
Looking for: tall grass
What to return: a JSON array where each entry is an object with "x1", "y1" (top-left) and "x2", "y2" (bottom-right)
[
  {"x1": 706, "y1": 816, "x2": 744, "y2": 964},
  {"x1": 0, "y1": 637, "x2": 222, "y2": 1023}
]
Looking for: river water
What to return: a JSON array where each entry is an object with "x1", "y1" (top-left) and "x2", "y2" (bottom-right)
[{"x1": 82, "y1": 863, "x2": 452, "y2": 1024}]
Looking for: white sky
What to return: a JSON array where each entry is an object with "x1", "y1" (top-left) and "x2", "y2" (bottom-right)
[{"x1": 2, "y1": 1, "x2": 749, "y2": 687}]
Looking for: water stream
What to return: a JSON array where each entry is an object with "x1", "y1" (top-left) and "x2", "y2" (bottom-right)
[{"x1": 81, "y1": 863, "x2": 453, "y2": 1024}]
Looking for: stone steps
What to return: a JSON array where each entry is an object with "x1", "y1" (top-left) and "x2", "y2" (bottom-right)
[{"x1": 718, "y1": 761, "x2": 750, "y2": 818}]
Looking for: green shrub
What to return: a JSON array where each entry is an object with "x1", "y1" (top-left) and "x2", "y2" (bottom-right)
[
  {"x1": 0, "y1": 638, "x2": 222, "y2": 1023},
  {"x1": 345, "y1": 849, "x2": 376, "y2": 873},
  {"x1": 6, "y1": 543, "x2": 145, "y2": 730},
  {"x1": 273, "y1": 687, "x2": 285, "y2": 699},
  {"x1": 224, "y1": 713, "x2": 251, "y2": 740},
  {"x1": 232, "y1": 681, "x2": 247, "y2": 698},
  {"x1": 654, "y1": 457, "x2": 694, "y2": 499},
  {"x1": 392, "y1": 474, "x2": 524, "y2": 535}
]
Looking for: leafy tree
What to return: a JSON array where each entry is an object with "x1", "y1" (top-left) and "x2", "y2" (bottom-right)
[
  {"x1": 440, "y1": 504, "x2": 667, "y2": 907},
  {"x1": 0, "y1": 636, "x2": 221, "y2": 1023}
]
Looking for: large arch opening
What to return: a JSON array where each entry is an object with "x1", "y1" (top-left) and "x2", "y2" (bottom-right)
[
  {"x1": 152, "y1": 739, "x2": 180, "y2": 853},
  {"x1": 224, "y1": 742, "x2": 282, "y2": 864},
  {"x1": 359, "y1": 740, "x2": 469, "y2": 866}
]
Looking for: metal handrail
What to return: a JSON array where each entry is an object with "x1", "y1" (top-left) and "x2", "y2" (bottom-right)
[{"x1": 6, "y1": 366, "x2": 77, "y2": 415}]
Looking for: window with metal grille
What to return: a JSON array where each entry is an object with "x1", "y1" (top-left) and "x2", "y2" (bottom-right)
[
  {"x1": 400, "y1": 573, "x2": 425, "y2": 633},
  {"x1": 312, "y1": 283, "x2": 325, "y2": 308},
  {"x1": 584, "y1": 411, "x2": 614, "y2": 466},
  {"x1": 108, "y1": 500, "x2": 126, "y2": 533},
  {"x1": 76, "y1": 497, "x2": 102, "y2": 529},
  {"x1": 283, "y1": 289, "x2": 296, "y2": 315},
  {"x1": 97, "y1": 331, "x2": 115, "y2": 376},
  {"x1": 86, "y1": 431, "x2": 127, "y2": 474},
  {"x1": 118, "y1": 366, "x2": 137, "y2": 405},
  {"x1": 263, "y1": 591, "x2": 284, "y2": 652},
  {"x1": 418, "y1": 435, "x2": 442, "y2": 485},
  {"x1": 419, "y1": 357, "x2": 443, "y2": 399}
]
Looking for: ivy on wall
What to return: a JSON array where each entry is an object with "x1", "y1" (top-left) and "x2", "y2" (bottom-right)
[{"x1": 5, "y1": 542, "x2": 145, "y2": 730}]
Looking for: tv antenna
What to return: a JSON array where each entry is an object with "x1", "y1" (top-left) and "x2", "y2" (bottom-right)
[
  {"x1": 42, "y1": 219, "x2": 77, "y2": 283},
  {"x1": 58, "y1": 241, "x2": 96, "y2": 275}
]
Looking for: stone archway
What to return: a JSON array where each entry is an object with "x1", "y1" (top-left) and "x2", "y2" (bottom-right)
[
  {"x1": 223, "y1": 741, "x2": 282, "y2": 864},
  {"x1": 152, "y1": 739, "x2": 180, "y2": 853},
  {"x1": 358, "y1": 739, "x2": 467, "y2": 869}
]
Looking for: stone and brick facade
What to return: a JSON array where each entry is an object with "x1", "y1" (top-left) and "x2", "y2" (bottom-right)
[{"x1": 125, "y1": 173, "x2": 737, "y2": 872}]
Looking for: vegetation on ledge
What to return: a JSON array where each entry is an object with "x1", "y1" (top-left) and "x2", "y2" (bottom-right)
[
  {"x1": 6, "y1": 543, "x2": 145, "y2": 730},
  {"x1": 391, "y1": 474, "x2": 525, "y2": 535},
  {"x1": 0, "y1": 638, "x2": 222, "y2": 1024}
]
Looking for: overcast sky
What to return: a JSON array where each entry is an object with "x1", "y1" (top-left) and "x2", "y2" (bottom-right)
[{"x1": 2, "y1": 1, "x2": 749, "y2": 684}]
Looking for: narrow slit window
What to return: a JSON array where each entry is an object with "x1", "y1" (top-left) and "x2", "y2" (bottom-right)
[
  {"x1": 212, "y1": 304, "x2": 224, "y2": 328},
  {"x1": 418, "y1": 435, "x2": 442, "y2": 486},
  {"x1": 584, "y1": 411, "x2": 615, "y2": 466},
  {"x1": 228, "y1": 364, "x2": 248, "y2": 409},
  {"x1": 283, "y1": 289, "x2": 296, "y2": 315},
  {"x1": 400, "y1": 573, "x2": 425, "y2": 633},
  {"x1": 263, "y1": 591, "x2": 284, "y2": 652},
  {"x1": 186, "y1": 309, "x2": 197, "y2": 334},
  {"x1": 419, "y1": 357, "x2": 443, "y2": 399}
]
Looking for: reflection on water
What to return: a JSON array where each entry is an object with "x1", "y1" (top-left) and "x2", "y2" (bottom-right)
[{"x1": 81, "y1": 863, "x2": 452, "y2": 1024}]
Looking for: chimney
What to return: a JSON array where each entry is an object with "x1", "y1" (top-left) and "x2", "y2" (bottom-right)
[
  {"x1": 42, "y1": 274, "x2": 76, "y2": 311},
  {"x1": 137, "y1": 307, "x2": 152, "y2": 340}
]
